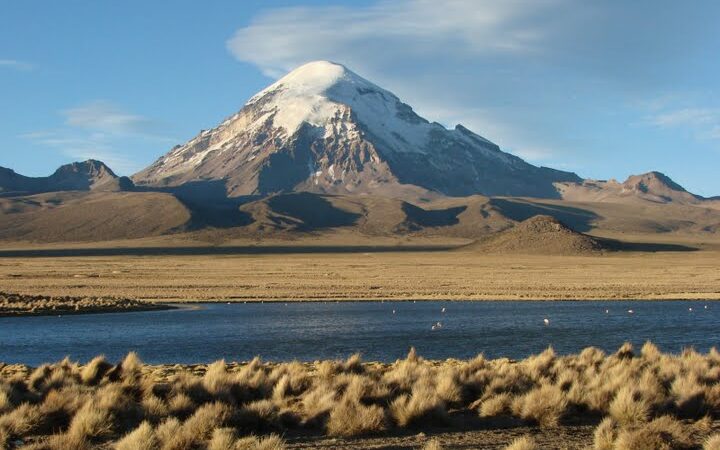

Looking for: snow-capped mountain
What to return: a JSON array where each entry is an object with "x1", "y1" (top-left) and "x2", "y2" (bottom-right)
[{"x1": 133, "y1": 61, "x2": 580, "y2": 198}]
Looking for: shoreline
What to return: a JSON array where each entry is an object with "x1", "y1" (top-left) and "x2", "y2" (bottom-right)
[
  {"x1": 150, "y1": 296, "x2": 720, "y2": 303},
  {"x1": 0, "y1": 292, "x2": 176, "y2": 318}
]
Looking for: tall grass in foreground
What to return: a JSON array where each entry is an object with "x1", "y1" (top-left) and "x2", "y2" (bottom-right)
[{"x1": 0, "y1": 343, "x2": 719, "y2": 448}]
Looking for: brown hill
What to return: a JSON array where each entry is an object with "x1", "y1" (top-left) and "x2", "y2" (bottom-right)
[
  {"x1": 0, "y1": 191, "x2": 190, "y2": 243},
  {"x1": 555, "y1": 171, "x2": 718, "y2": 208},
  {"x1": 0, "y1": 160, "x2": 131, "y2": 195},
  {"x1": 468, "y1": 215, "x2": 606, "y2": 255}
]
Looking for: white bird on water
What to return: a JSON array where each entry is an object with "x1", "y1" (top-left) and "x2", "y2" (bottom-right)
[
  {"x1": 392, "y1": 309, "x2": 396, "y2": 315},
  {"x1": 605, "y1": 309, "x2": 609, "y2": 314},
  {"x1": 543, "y1": 318, "x2": 550, "y2": 326},
  {"x1": 689, "y1": 307, "x2": 693, "y2": 312},
  {"x1": 441, "y1": 307, "x2": 446, "y2": 313},
  {"x1": 628, "y1": 309, "x2": 634, "y2": 314}
]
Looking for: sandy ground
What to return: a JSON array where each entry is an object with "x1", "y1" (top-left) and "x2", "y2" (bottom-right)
[
  {"x1": 282, "y1": 426, "x2": 597, "y2": 449},
  {"x1": 0, "y1": 247, "x2": 719, "y2": 302}
]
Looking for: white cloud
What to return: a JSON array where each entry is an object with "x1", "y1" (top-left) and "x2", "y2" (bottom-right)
[
  {"x1": 645, "y1": 107, "x2": 720, "y2": 141},
  {"x1": 21, "y1": 101, "x2": 174, "y2": 174},
  {"x1": 647, "y1": 108, "x2": 719, "y2": 127},
  {"x1": 227, "y1": 0, "x2": 562, "y2": 77},
  {"x1": 0, "y1": 59, "x2": 33, "y2": 71},
  {"x1": 21, "y1": 131, "x2": 141, "y2": 174},
  {"x1": 62, "y1": 101, "x2": 161, "y2": 136}
]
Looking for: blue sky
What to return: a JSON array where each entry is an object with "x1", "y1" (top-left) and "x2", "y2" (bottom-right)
[{"x1": 2, "y1": 1, "x2": 720, "y2": 196}]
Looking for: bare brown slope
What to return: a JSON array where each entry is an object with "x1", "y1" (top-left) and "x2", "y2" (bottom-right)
[
  {"x1": 468, "y1": 215, "x2": 606, "y2": 255},
  {"x1": 0, "y1": 192, "x2": 191, "y2": 242}
]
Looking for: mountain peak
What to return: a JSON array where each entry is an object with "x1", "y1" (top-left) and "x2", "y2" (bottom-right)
[
  {"x1": 0, "y1": 160, "x2": 131, "y2": 194},
  {"x1": 624, "y1": 171, "x2": 687, "y2": 193},
  {"x1": 53, "y1": 159, "x2": 117, "y2": 179},
  {"x1": 134, "y1": 62, "x2": 580, "y2": 198},
  {"x1": 248, "y1": 61, "x2": 371, "y2": 105}
]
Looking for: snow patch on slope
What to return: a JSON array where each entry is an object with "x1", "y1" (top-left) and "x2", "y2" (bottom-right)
[{"x1": 247, "y1": 61, "x2": 477, "y2": 155}]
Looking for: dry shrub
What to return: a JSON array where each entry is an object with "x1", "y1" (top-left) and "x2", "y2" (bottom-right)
[
  {"x1": 422, "y1": 438, "x2": 443, "y2": 450},
  {"x1": 479, "y1": 393, "x2": 512, "y2": 418},
  {"x1": 142, "y1": 394, "x2": 169, "y2": 420},
  {"x1": 240, "y1": 399, "x2": 279, "y2": 430},
  {"x1": 326, "y1": 397, "x2": 386, "y2": 436},
  {"x1": 705, "y1": 434, "x2": 720, "y2": 450},
  {"x1": 525, "y1": 347, "x2": 556, "y2": 380},
  {"x1": 208, "y1": 427, "x2": 237, "y2": 450},
  {"x1": 5, "y1": 344, "x2": 720, "y2": 448},
  {"x1": 181, "y1": 402, "x2": 232, "y2": 444},
  {"x1": 512, "y1": 384, "x2": 567, "y2": 428},
  {"x1": 435, "y1": 368, "x2": 462, "y2": 404},
  {"x1": 114, "y1": 421, "x2": 156, "y2": 450},
  {"x1": 203, "y1": 360, "x2": 233, "y2": 399},
  {"x1": 169, "y1": 393, "x2": 196, "y2": 418},
  {"x1": 0, "y1": 403, "x2": 42, "y2": 436},
  {"x1": 671, "y1": 374, "x2": 708, "y2": 418},
  {"x1": 593, "y1": 417, "x2": 617, "y2": 450},
  {"x1": 120, "y1": 352, "x2": 143, "y2": 385},
  {"x1": 342, "y1": 353, "x2": 364, "y2": 373},
  {"x1": 66, "y1": 400, "x2": 113, "y2": 442},
  {"x1": 155, "y1": 417, "x2": 181, "y2": 447},
  {"x1": 641, "y1": 341, "x2": 662, "y2": 361},
  {"x1": 0, "y1": 389, "x2": 10, "y2": 415},
  {"x1": 504, "y1": 435, "x2": 538, "y2": 450},
  {"x1": 609, "y1": 387, "x2": 649, "y2": 426},
  {"x1": 616, "y1": 342, "x2": 635, "y2": 359},
  {"x1": 613, "y1": 415, "x2": 694, "y2": 450},
  {"x1": 390, "y1": 382, "x2": 446, "y2": 427},
  {"x1": 300, "y1": 384, "x2": 335, "y2": 425},
  {"x1": 81, "y1": 356, "x2": 113, "y2": 386}
]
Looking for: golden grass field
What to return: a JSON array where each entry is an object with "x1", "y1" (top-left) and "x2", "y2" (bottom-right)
[
  {"x1": 1, "y1": 344, "x2": 720, "y2": 449},
  {"x1": 1, "y1": 243, "x2": 719, "y2": 303}
]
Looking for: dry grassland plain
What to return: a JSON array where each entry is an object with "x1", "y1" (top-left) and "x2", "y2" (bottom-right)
[{"x1": 0, "y1": 247, "x2": 719, "y2": 303}]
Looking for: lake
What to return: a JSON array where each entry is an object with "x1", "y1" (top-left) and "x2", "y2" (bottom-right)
[{"x1": 0, "y1": 301, "x2": 717, "y2": 366}]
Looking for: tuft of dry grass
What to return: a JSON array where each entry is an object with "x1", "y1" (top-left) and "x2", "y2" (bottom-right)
[
  {"x1": 705, "y1": 434, "x2": 720, "y2": 450},
  {"x1": 1, "y1": 343, "x2": 719, "y2": 448},
  {"x1": 479, "y1": 393, "x2": 512, "y2": 418},
  {"x1": 422, "y1": 438, "x2": 443, "y2": 450},
  {"x1": 327, "y1": 397, "x2": 386, "y2": 436},
  {"x1": 613, "y1": 415, "x2": 695, "y2": 450},
  {"x1": 504, "y1": 435, "x2": 538, "y2": 450},
  {"x1": 593, "y1": 417, "x2": 617, "y2": 450},
  {"x1": 114, "y1": 421, "x2": 156, "y2": 450},
  {"x1": 609, "y1": 387, "x2": 649, "y2": 426},
  {"x1": 512, "y1": 384, "x2": 567, "y2": 428}
]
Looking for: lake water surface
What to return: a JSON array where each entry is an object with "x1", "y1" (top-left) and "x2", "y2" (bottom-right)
[{"x1": 1, "y1": 301, "x2": 717, "y2": 366}]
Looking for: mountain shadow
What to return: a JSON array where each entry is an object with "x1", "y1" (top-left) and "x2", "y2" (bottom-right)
[
  {"x1": 136, "y1": 180, "x2": 254, "y2": 229},
  {"x1": 266, "y1": 192, "x2": 361, "y2": 231},
  {"x1": 489, "y1": 198, "x2": 599, "y2": 232},
  {"x1": 400, "y1": 203, "x2": 467, "y2": 230}
]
